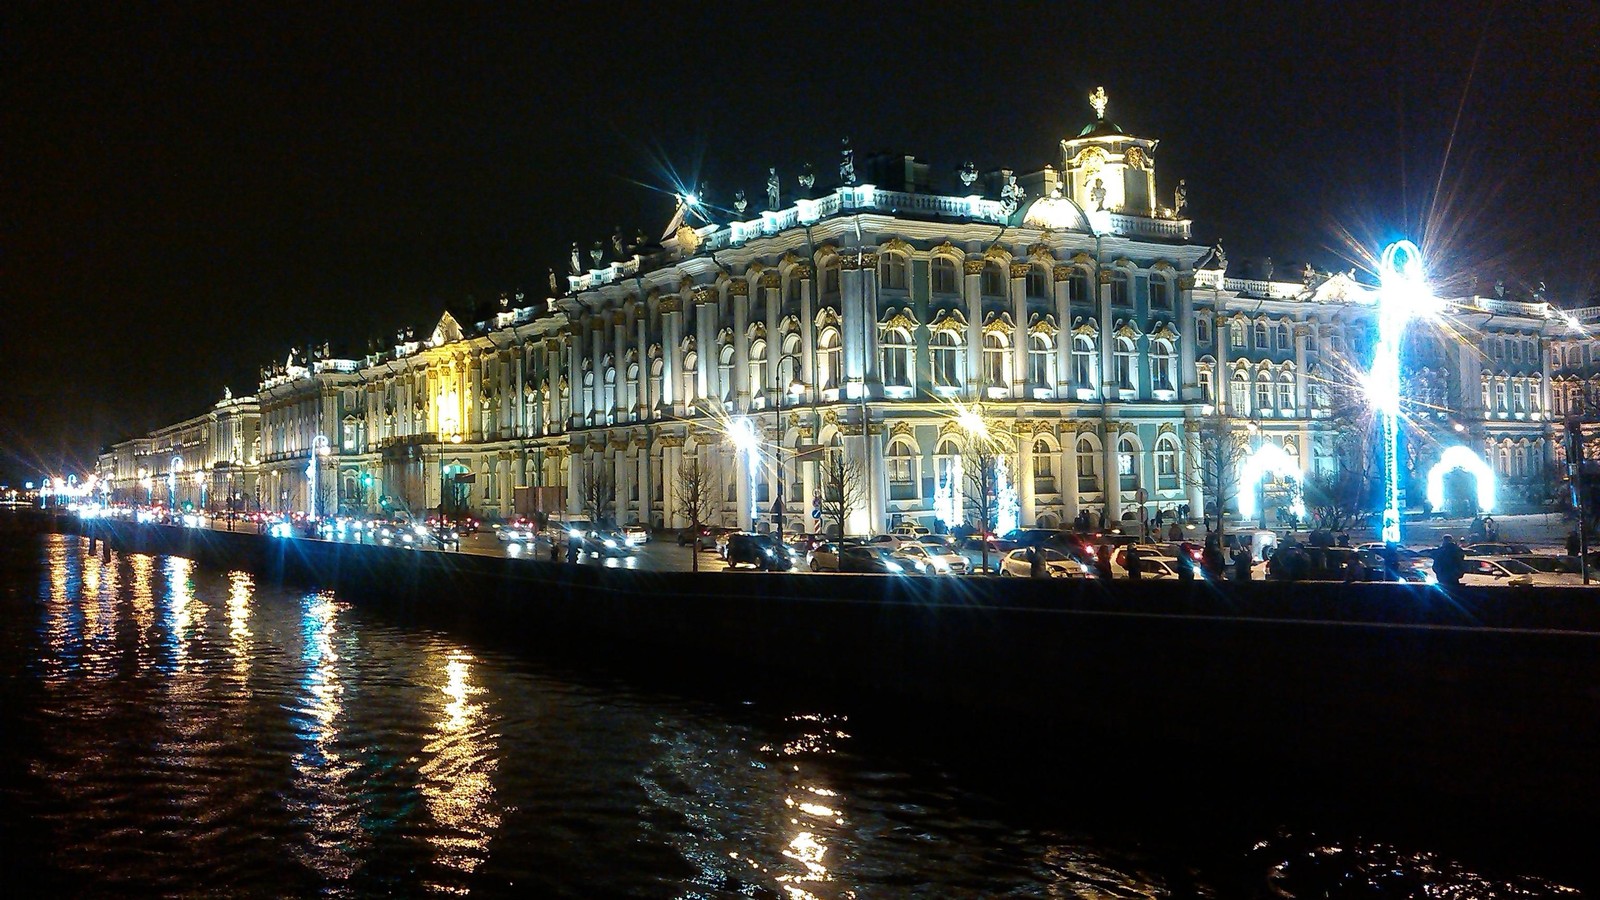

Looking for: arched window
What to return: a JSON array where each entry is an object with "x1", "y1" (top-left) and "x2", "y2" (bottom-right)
[
  {"x1": 718, "y1": 344, "x2": 735, "y2": 402},
  {"x1": 1199, "y1": 367, "x2": 1215, "y2": 403},
  {"x1": 1118, "y1": 436, "x2": 1140, "y2": 491},
  {"x1": 1076, "y1": 437, "x2": 1101, "y2": 493},
  {"x1": 1496, "y1": 445, "x2": 1510, "y2": 477},
  {"x1": 881, "y1": 327, "x2": 912, "y2": 387},
  {"x1": 683, "y1": 350, "x2": 699, "y2": 402},
  {"x1": 779, "y1": 334, "x2": 801, "y2": 394},
  {"x1": 1155, "y1": 436, "x2": 1179, "y2": 489},
  {"x1": 1072, "y1": 334, "x2": 1096, "y2": 388},
  {"x1": 1028, "y1": 333, "x2": 1055, "y2": 387},
  {"x1": 1493, "y1": 378, "x2": 1507, "y2": 414},
  {"x1": 1254, "y1": 320, "x2": 1269, "y2": 349},
  {"x1": 981, "y1": 262, "x2": 1007, "y2": 297},
  {"x1": 879, "y1": 254, "x2": 908, "y2": 290},
  {"x1": 1277, "y1": 323, "x2": 1291, "y2": 351},
  {"x1": 1230, "y1": 370, "x2": 1250, "y2": 414},
  {"x1": 625, "y1": 363, "x2": 640, "y2": 416},
  {"x1": 931, "y1": 257, "x2": 958, "y2": 294},
  {"x1": 1113, "y1": 336, "x2": 1137, "y2": 390},
  {"x1": 1027, "y1": 267, "x2": 1050, "y2": 300},
  {"x1": 648, "y1": 358, "x2": 663, "y2": 411},
  {"x1": 1529, "y1": 376, "x2": 1543, "y2": 413},
  {"x1": 1150, "y1": 339, "x2": 1175, "y2": 392},
  {"x1": 931, "y1": 330, "x2": 960, "y2": 388},
  {"x1": 1150, "y1": 274, "x2": 1170, "y2": 308},
  {"x1": 983, "y1": 332, "x2": 1010, "y2": 387},
  {"x1": 1197, "y1": 316, "x2": 1212, "y2": 345},
  {"x1": 887, "y1": 440, "x2": 917, "y2": 500},
  {"x1": 749, "y1": 338, "x2": 768, "y2": 400},
  {"x1": 1256, "y1": 373, "x2": 1273, "y2": 412},
  {"x1": 1032, "y1": 439, "x2": 1056, "y2": 494},
  {"x1": 1276, "y1": 372, "x2": 1294, "y2": 414},
  {"x1": 1513, "y1": 443, "x2": 1528, "y2": 478},
  {"x1": 818, "y1": 328, "x2": 842, "y2": 390},
  {"x1": 1111, "y1": 271, "x2": 1132, "y2": 306}
]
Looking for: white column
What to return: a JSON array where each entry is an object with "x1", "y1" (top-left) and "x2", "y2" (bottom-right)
[
  {"x1": 1061, "y1": 436, "x2": 1080, "y2": 522},
  {"x1": 841, "y1": 259, "x2": 865, "y2": 397},
  {"x1": 799, "y1": 272, "x2": 815, "y2": 399},
  {"x1": 1103, "y1": 426, "x2": 1122, "y2": 523},
  {"x1": 1018, "y1": 430, "x2": 1036, "y2": 526},
  {"x1": 663, "y1": 441, "x2": 683, "y2": 528},
  {"x1": 733, "y1": 283, "x2": 750, "y2": 410},
  {"x1": 663, "y1": 305, "x2": 681, "y2": 410},
  {"x1": 1054, "y1": 272, "x2": 1072, "y2": 396}
]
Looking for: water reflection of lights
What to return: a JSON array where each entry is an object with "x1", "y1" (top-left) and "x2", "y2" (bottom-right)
[
  {"x1": 227, "y1": 571, "x2": 253, "y2": 675},
  {"x1": 288, "y1": 591, "x2": 364, "y2": 881},
  {"x1": 419, "y1": 648, "x2": 501, "y2": 887},
  {"x1": 164, "y1": 557, "x2": 196, "y2": 668}
]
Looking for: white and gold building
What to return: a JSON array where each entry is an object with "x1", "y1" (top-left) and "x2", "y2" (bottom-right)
[{"x1": 102, "y1": 90, "x2": 1578, "y2": 532}]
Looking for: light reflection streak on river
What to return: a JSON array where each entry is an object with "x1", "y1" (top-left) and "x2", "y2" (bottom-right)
[
  {"x1": 288, "y1": 591, "x2": 366, "y2": 884},
  {"x1": 417, "y1": 649, "x2": 501, "y2": 891}
]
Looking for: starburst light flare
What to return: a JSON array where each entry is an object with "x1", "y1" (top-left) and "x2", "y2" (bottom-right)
[{"x1": 1372, "y1": 239, "x2": 1441, "y2": 543}]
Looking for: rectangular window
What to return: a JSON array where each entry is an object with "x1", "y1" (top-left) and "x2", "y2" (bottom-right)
[{"x1": 1256, "y1": 381, "x2": 1272, "y2": 411}]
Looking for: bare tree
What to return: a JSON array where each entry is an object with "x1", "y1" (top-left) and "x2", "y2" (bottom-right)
[
  {"x1": 1305, "y1": 384, "x2": 1377, "y2": 531},
  {"x1": 1186, "y1": 411, "x2": 1250, "y2": 536},
  {"x1": 819, "y1": 449, "x2": 868, "y2": 542},
  {"x1": 578, "y1": 457, "x2": 615, "y2": 526},
  {"x1": 960, "y1": 439, "x2": 1004, "y2": 573},
  {"x1": 677, "y1": 454, "x2": 719, "y2": 573}
]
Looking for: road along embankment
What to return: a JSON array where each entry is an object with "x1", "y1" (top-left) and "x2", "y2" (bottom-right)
[{"x1": 72, "y1": 517, "x2": 1600, "y2": 827}]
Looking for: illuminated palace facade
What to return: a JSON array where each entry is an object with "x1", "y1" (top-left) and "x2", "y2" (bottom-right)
[{"x1": 100, "y1": 92, "x2": 1581, "y2": 532}]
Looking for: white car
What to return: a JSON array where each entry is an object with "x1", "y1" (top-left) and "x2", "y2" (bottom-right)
[
  {"x1": 999, "y1": 548, "x2": 1088, "y2": 578},
  {"x1": 894, "y1": 541, "x2": 969, "y2": 575},
  {"x1": 1459, "y1": 556, "x2": 1565, "y2": 587},
  {"x1": 890, "y1": 524, "x2": 932, "y2": 540},
  {"x1": 865, "y1": 533, "x2": 914, "y2": 550},
  {"x1": 497, "y1": 523, "x2": 536, "y2": 543},
  {"x1": 1110, "y1": 544, "x2": 1169, "y2": 577},
  {"x1": 622, "y1": 523, "x2": 650, "y2": 545}
]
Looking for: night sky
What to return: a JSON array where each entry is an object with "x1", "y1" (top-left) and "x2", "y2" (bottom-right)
[{"x1": 5, "y1": 1, "x2": 1597, "y2": 483}]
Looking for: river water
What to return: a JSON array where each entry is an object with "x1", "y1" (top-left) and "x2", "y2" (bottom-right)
[{"x1": 0, "y1": 534, "x2": 1584, "y2": 897}]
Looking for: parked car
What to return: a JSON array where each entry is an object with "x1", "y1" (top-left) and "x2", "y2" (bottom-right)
[
  {"x1": 725, "y1": 532, "x2": 794, "y2": 571},
  {"x1": 622, "y1": 523, "x2": 650, "y2": 545},
  {"x1": 1129, "y1": 556, "x2": 1184, "y2": 579},
  {"x1": 892, "y1": 541, "x2": 969, "y2": 575},
  {"x1": 839, "y1": 545, "x2": 908, "y2": 574},
  {"x1": 1111, "y1": 545, "x2": 1169, "y2": 577},
  {"x1": 1463, "y1": 541, "x2": 1533, "y2": 557},
  {"x1": 889, "y1": 523, "x2": 932, "y2": 540},
  {"x1": 999, "y1": 548, "x2": 1089, "y2": 578},
  {"x1": 865, "y1": 533, "x2": 916, "y2": 550},
  {"x1": 1508, "y1": 554, "x2": 1584, "y2": 577}
]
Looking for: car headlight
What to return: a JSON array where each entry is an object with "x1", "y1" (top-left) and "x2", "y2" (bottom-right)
[
  {"x1": 605, "y1": 539, "x2": 617, "y2": 548},
  {"x1": 884, "y1": 561, "x2": 903, "y2": 573}
]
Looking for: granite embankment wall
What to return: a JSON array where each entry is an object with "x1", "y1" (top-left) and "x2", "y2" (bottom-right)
[{"x1": 68, "y1": 517, "x2": 1600, "y2": 821}]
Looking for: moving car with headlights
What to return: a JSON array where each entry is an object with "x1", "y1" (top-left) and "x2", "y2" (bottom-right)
[
  {"x1": 496, "y1": 521, "x2": 537, "y2": 544},
  {"x1": 999, "y1": 548, "x2": 1089, "y2": 578},
  {"x1": 584, "y1": 528, "x2": 635, "y2": 557},
  {"x1": 723, "y1": 532, "x2": 794, "y2": 571},
  {"x1": 806, "y1": 542, "x2": 845, "y2": 572},
  {"x1": 892, "y1": 541, "x2": 969, "y2": 575},
  {"x1": 622, "y1": 523, "x2": 650, "y2": 545},
  {"x1": 839, "y1": 545, "x2": 907, "y2": 574}
]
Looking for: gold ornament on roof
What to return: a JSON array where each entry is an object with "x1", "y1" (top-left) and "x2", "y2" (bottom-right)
[{"x1": 1089, "y1": 86, "x2": 1108, "y2": 120}]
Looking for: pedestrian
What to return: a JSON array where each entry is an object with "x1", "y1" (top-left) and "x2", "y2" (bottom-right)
[
  {"x1": 1380, "y1": 542, "x2": 1400, "y2": 582},
  {"x1": 1153, "y1": 508, "x2": 1165, "y2": 531},
  {"x1": 1095, "y1": 542, "x2": 1113, "y2": 581},
  {"x1": 1177, "y1": 544, "x2": 1195, "y2": 582},
  {"x1": 1432, "y1": 533, "x2": 1465, "y2": 587},
  {"x1": 1568, "y1": 530, "x2": 1581, "y2": 558},
  {"x1": 548, "y1": 536, "x2": 559, "y2": 562},
  {"x1": 1029, "y1": 545, "x2": 1047, "y2": 579},
  {"x1": 1202, "y1": 537, "x2": 1226, "y2": 579},
  {"x1": 1168, "y1": 521, "x2": 1182, "y2": 542},
  {"x1": 566, "y1": 533, "x2": 579, "y2": 564},
  {"x1": 1125, "y1": 544, "x2": 1144, "y2": 580},
  {"x1": 1233, "y1": 544, "x2": 1252, "y2": 581}
]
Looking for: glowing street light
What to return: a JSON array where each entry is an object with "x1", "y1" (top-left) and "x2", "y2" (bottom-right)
[
  {"x1": 168, "y1": 456, "x2": 183, "y2": 511},
  {"x1": 1371, "y1": 239, "x2": 1441, "y2": 544},
  {"x1": 308, "y1": 435, "x2": 330, "y2": 519},
  {"x1": 728, "y1": 415, "x2": 761, "y2": 529}
]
